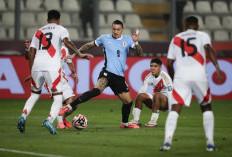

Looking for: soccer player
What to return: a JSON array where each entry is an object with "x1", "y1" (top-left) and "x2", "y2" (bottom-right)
[
  {"x1": 59, "y1": 20, "x2": 143, "y2": 128},
  {"x1": 130, "y1": 58, "x2": 172, "y2": 127},
  {"x1": 160, "y1": 16, "x2": 222, "y2": 151},
  {"x1": 23, "y1": 41, "x2": 78, "y2": 129},
  {"x1": 17, "y1": 10, "x2": 93, "y2": 134}
]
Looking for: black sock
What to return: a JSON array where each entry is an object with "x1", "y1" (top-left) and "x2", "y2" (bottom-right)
[
  {"x1": 121, "y1": 101, "x2": 133, "y2": 123},
  {"x1": 70, "y1": 88, "x2": 101, "y2": 108}
]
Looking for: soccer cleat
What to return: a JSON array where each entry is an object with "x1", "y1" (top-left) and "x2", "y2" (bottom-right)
[
  {"x1": 17, "y1": 116, "x2": 26, "y2": 133},
  {"x1": 129, "y1": 119, "x2": 139, "y2": 125},
  {"x1": 120, "y1": 122, "x2": 140, "y2": 129},
  {"x1": 42, "y1": 120, "x2": 58, "y2": 134},
  {"x1": 59, "y1": 106, "x2": 70, "y2": 116},
  {"x1": 63, "y1": 119, "x2": 72, "y2": 128},
  {"x1": 57, "y1": 122, "x2": 66, "y2": 129},
  {"x1": 160, "y1": 142, "x2": 171, "y2": 151},
  {"x1": 145, "y1": 120, "x2": 157, "y2": 127},
  {"x1": 206, "y1": 144, "x2": 217, "y2": 151}
]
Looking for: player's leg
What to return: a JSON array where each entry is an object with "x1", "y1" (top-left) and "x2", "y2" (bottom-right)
[
  {"x1": 160, "y1": 81, "x2": 191, "y2": 151},
  {"x1": 17, "y1": 71, "x2": 43, "y2": 133},
  {"x1": 146, "y1": 93, "x2": 168, "y2": 127},
  {"x1": 42, "y1": 71, "x2": 63, "y2": 134},
  {"x1": 59, "y1": 77, "x2": 107, "y2": 116},
  {"x1": 118, "y1": 92, "x2": 139, "y2": 128},
  {"x1": 194, "y1": 81, "x2": 216, "y2": 151},
  {"x1": 130, "y1": 93, "x2": 152, "y2": 124},
  {"x1": 57, "y1": 81, "x2": 75, "y2": 129}
]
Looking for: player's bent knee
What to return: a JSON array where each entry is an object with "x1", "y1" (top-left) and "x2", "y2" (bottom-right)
[{"x1": 201, "y1": 103, "x2": 212, "y2": 112}]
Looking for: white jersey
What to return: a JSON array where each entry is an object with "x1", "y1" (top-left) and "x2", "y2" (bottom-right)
[
  {"x1": 30, "y1": 23, "x2": 69, "y2": 71},
  {"x1": 167, "y1": 29, "x2": 211, "y2": 81},
  {"x1": 139, "y1": 71, "x2": 173, "y2": 98},
  {"x1": 61, "y1": 46, "x2": 72, "y2": 72}
]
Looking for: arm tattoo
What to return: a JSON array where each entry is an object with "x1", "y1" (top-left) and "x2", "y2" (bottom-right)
[
  {"x1": 134, "y1": 44, "x2": 143, "y2": 56},
  {"x1": 79, "y1": 43, "x2": 94, "y2": 53}
]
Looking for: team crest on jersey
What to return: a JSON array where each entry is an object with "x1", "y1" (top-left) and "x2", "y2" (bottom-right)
[{"x1": 123, "y1": 42, "x2": 127, "y2": 47}]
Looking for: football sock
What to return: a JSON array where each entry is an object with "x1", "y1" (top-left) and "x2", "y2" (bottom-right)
[
  {"x1": 21, "y1": 93, "x2": 40, "y2": 119},
  {"x1": 122, "y1": 101, "x2": 133, "y2": 123},
  {"x1": 203, "y1": 111, "x2": 214, "y2": 145},
  {"x1": 57, "y1": 115, "x2": 63, "y2": 124},
  {"x1": 164, "y1": 111, "x2": 179, "y2": 144},
  {"x1": 132, "y1": 107, "x2": 141, "y2": 121},
  {"x1": 151, "y1": 110, "x2": 160, "y2": 122},
  {"x1": 70, "y1": 88, "x2": 101, "y2": 108},
  {"x1": 47, "y1": 94, "x2": 63, "y2": 123}
]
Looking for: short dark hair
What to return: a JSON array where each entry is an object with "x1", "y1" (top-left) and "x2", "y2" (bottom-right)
[
  {"x1": 185, "y1": 16, "x2": 198, "y2": 26},
  {"x1": 112, "y1": 20, "x2": 123, "y2": 28},
  {"x1": 48, "y1": 10, "x2": 60, "y2": 20},
  {"x1": 150, "y1": 58, "x2": 162, "y2": 66}
]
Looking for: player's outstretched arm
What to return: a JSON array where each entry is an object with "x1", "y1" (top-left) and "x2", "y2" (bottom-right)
[
  {"x1": 204, "y1": 44, "x2": 222, "y2": 82},
  {"x1": 79, "y1": 41, "x2": 96, "y2": 53},
  {"x1": 67, "y1": 62, "x2": 79, "y2": 83},
  {"x1": 167, "y1": 59, "x2": 175, "y2": 80},
  {"x1": 28, "y1": 47, "x2": 36, "y2": 72},
  {"x1": 132, "y1": 29, "x2": 143, "y2": 56},
  {"x1": 63, "y1": 37, "x2": 94, "y2": 60}
]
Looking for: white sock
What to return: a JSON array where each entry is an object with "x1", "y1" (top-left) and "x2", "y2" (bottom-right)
[
  {"x1": 67, "y1": 104, "x2": 72, "y2": 110},
  {"x1": 132, "y1": 107, "x2": 141, "y2": 121},
  {"x1": 57, "y1": 115, "x2": 63, "y2": 124},
  {"x1": 47, "y1": 95, "x2": 62, "y2": 123},
  {"x1": 21, "y1": 93, "x2": 40, "y2": 120},
  {"x1": 203, "y1": 111, "x2": 214, "y2": 145},
  {"x1": 151, "y1": 110, "x2": 159, "y2": 122},
  {"x1": 164, "y1": 111, "x2": 179, "y2": 144}
]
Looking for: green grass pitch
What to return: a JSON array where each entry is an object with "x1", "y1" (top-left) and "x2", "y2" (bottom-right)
[{"x1": 0, "y1": 99, "x2": 231, "y2": 157}]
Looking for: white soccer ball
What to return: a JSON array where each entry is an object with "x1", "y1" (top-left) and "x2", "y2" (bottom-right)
[{"x1": 72, "y1": 114, "x2": 88, "y2": 130}]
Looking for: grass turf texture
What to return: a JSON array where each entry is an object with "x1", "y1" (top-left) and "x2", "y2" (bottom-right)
[{"x1": 0, "y1": 99, "x2": 231, "y2": 157}]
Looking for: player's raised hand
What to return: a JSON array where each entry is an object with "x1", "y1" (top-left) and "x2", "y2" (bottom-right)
[{"x1": 132, "y1": 28, "x2": 139, "y2": 42}]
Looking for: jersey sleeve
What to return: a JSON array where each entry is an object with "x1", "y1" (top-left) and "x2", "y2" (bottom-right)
[
  {"x1": 162, "y1": 72, "x2": 173, "y2": 101},
  {"x1": 167, "y1": 38, "x2": 176, "y2": 60},
  {"x1": 201, "y1": 32, "x2": 211, "y2": 46},
  {"x1": 139, "y1": 74, "x2": 150, "y2": 93},
  {"x1": 60, "y1": 27, "x2": 69, "y2": 40},
  {"x1": 95, "y1": 35, "x2": 104, "y2": 46}
]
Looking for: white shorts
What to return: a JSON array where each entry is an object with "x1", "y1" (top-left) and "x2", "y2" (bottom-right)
[
  {"x1": 170, "y1": 79, "x2": 211, "y2": 107},
  {"x1": 62, "y1": 79, "x2": 75, "y2": 101},
  {"x1": 31, "y1": 70, "x2": 63, "y2": 93}
]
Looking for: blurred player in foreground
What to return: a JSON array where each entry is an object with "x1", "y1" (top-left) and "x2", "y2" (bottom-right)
[
  {"x1": 130, "y1": 58, "x2": 172, "y2": 127},
  {"x1": 17, "y1": 10, "x2": 93, "y2": 134},
  {"x1": 23, "y1": 40, "x2": 78, "y2": 129},
  {"x1": 59, "y1": 20, "x2": 143, "y2": 128},
  {"x1": 160, "y1": 16, "x2": 222, "y2": 151}
]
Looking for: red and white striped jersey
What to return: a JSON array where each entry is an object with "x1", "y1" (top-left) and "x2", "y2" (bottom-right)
[
  {"x1": 167, "y1": 29, "x2": 211, "y2": 81},
  {"x1": 30, "y1": 23, "x2": 69, "y2": 71},
  {"x1": 139, "y1": 70, "x2": 173, "y2": 97}
]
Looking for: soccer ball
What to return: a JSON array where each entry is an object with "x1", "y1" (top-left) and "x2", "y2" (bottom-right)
[{"x1": 72, "y1": 114, "x2": 88, "y2": 130}]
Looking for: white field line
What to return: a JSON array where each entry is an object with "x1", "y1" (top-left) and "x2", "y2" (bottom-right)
[{"x1": 0, "y1": 148, "x2": 70, "y2": 157}]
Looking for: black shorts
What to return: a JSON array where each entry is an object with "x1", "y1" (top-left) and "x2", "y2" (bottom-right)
[{"x1": 98, "y1": 70, "x2": 129, "y2": 95}]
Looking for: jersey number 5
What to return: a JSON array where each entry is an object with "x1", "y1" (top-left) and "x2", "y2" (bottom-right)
[
  {"x1": 39, "y1": 32, "x2": 53, "y2": 50},
  {"x1": 180, "y1": 37, "x2": 197, "y2": 57}
]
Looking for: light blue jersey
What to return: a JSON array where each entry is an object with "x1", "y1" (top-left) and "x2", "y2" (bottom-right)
[{"x1": 95, "y1": 34, "x2": 134, "y2": 76}]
